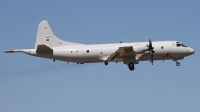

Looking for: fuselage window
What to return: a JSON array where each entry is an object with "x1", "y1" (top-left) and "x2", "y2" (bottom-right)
[{"x1": 86, "y1": 50, "x2": 89, "y2": 53}]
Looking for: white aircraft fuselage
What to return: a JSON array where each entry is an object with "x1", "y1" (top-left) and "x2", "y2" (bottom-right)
[{"x1": 5, "y1": 20, "x2": 195, "y2": 71}]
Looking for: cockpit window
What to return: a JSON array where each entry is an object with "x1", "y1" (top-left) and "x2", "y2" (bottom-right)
[
  {"x1": 176, "y1": 42, "x2": 187, "y2": 47},
  {"x1": 177, "y1": 44, "x2": 181, "y2": 47},
  {"x1": 181, "y1": 43, "x2": 187, "y2": 47}
]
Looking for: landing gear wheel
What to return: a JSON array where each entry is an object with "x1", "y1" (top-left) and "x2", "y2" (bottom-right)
[
  {"x1": 176, "y1": 62, "x2": 180, "y2": 66},
  {"x1": 128, "y1": 63, "x2": 135, "y2": 71},
  {"x1": 104, "y1": 62, "x2": 108, "y2": 66}
]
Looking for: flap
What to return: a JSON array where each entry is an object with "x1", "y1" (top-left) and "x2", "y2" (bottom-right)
[{"x1": 36, "y1": 44, "x2": 53, "y2": 52}]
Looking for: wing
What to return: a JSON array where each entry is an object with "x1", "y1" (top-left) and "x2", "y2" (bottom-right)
[{"x1": 106, "y1": 46, "x2": 136, "y2": 62}]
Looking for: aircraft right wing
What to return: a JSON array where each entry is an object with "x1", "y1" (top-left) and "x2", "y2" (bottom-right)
[{"x1": 106, "y1": 46, "x2": 136, "y2": 62}]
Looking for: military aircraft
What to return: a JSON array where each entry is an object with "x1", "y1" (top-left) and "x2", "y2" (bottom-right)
[{"x1": 4, "y1": 20, "x2": 195, "y2": 71}]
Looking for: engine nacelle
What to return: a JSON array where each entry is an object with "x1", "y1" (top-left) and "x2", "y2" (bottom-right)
[{"x1": 134, "y1": 44, "x2": 148, "y2": 54}]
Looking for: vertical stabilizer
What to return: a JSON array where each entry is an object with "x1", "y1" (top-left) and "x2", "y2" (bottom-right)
[{"x1": 35, "y1": 20, "x2": 82, "y2": 48}]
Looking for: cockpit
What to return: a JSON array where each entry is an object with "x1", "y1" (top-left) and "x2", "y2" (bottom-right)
[{"x1": 176, "y1": 42, "x2": 187, "y2": 47}]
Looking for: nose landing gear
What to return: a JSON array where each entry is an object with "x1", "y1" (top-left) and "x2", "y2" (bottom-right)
[
  {"x1": 128, "y1": 63, "x2": 135, "y2": 71},
  {"x1": 173, "y1": 58, "x2": 184, "y2": 67},
  {"x1": 174, "y1": 60, "x2": 180, "y2": 66},
  {"x1": 176, "y1": 62, "x2": 180, "y2": 66}
]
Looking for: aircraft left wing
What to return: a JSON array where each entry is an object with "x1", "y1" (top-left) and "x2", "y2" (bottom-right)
[{"x1": 106, "y1": 46, "x2": 136, "y2": 61}]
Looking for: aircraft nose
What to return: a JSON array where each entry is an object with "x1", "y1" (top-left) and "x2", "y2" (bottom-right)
[{"x1": 188, "y1": 47, "x2": 195, "y2": 55}]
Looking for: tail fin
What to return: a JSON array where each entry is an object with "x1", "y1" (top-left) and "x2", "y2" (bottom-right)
[{"x1": 35, "y1": 20, "x2": 83, "y2": 48}]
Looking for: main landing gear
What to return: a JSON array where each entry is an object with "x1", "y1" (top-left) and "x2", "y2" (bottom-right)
[
  {"x1": 104, "y1": 61, "x2": 108, "y2": 66},
  {"x1": 128, "y1": 63, "x2": 135, "y2": 71}
]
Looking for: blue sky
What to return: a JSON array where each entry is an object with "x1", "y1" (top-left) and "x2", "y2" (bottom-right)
[{"x1": 0, "y1": 0, "x2": 200, "y2": 112}]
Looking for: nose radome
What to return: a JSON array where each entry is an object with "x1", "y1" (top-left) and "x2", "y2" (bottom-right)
[
  {"x1": 188, "y1": 48, "x2": 195, "y2": 54},
  {"x1": 191, "y1": 48, "x2": 195, "y2": 54}
]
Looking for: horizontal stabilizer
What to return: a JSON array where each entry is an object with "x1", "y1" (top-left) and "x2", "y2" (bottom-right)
[{"x1": 36, "y1": 44, "x2": 53, "y2": 52}]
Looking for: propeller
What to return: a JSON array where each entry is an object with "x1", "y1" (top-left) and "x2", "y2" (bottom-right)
[{"x1": 148, "y1": 39, "x2": 155, "y2": 65}]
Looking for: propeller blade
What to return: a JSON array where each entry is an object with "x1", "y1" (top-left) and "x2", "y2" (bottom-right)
[
  {"x1": 149, "y1": 39, "x2": 152, "y2": 47},
  {"x1": 148, "y1": 39, "x2": 155, "y2": 65}
]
